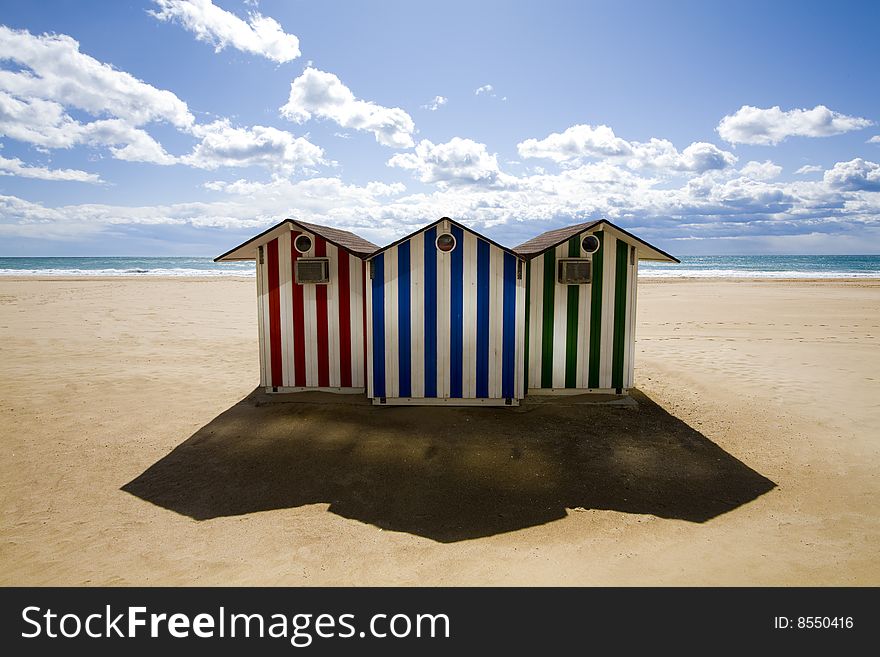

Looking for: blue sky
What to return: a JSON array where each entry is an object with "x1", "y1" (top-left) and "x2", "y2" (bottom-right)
[{"x1": 0, "y1": 0, "x2": 878, "y2": 256}]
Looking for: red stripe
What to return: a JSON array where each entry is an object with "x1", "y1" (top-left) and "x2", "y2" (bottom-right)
[
  {"x1": 337, "y1": 250, "x2": 352, "y2": 388},
  {"x1": 290, "y1": 232, "x2": 306, "y2": 387},
  {"x1": 315, "y1": 236, "x2": 330, "y2": 387},
  {"x1": 362, "y1": 259, "x2": 367, "y2": 387},
  {"x1": 266, "y1": 238, "x2": 283, "y2": 388}
]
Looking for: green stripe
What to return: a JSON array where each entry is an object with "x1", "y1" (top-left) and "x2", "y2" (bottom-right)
[
  {"x1": 612, "y1": 239, "x2": 629, "y2": 391},
  {"x1": 588, "y1": 231, "x2": 604, "y2": 388},
  {"x1": 541, "y1": 249, "x2": 555, "y2": 388},
  {"x1": 524, "y1": 259, "x2": 531, "y2": 391},
  {"x1": 564, "y1": 236, "x2": 579, "y2": 388}
]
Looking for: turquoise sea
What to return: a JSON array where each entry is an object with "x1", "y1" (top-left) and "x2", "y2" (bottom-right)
[{"x1": 0, "y1": 255, "x2": 879, "y2": 278}]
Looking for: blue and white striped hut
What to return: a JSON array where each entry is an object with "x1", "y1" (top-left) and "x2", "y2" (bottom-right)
[{"x1": 365, "y1": 217, "x2": 526, "y2": 405}]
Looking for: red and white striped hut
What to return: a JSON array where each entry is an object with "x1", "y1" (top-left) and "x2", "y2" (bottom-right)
[{"x1": 215, "y1": 219, "x2": 378, "y2": 393}]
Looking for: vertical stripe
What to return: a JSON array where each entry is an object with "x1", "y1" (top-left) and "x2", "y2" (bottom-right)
[
  {"x1": 410, "y1": 232, "x2": 425, "y2": 397},
  {"x1": 384, "y1": 246, "x2": 399, "y2": 398},
  {"x1": 599, "y1": 234, "x2": 616, "y2": 388},
  {"x1": 337, "y1": 250, "x2": 352, "y2": 387},
  {"x1": 449, "y1": 225, "x2": 464, "y2": 398},
  {"x1": 476, "y1": 239, "x2": 490, "y2": 397},
  {"x1": 314, "y1": 236, "x2": 330, "y2": 387},
  {"x1": 528, "y1": 256, "x2": 544, "y2": 388},
  {"x1": 256, "y1": 256, "x2": 267, "y2": 387},
  {"x1": 501, "y1": 252, "x2": 516, "y2": 399},
  {"x1": 371, "y1": 253, "x2": 386, "y2": 397},
  {"x1": 278, "y1": 231, "x2": 293, "y2": 386},
  {"x1": 540, "y1": 249, "x2": 555, "y2": 388},
  {"x1": 490, "y1": 247, "x2": 505, "y2": 396},
  {"x1": 626, "y1": 257, "x2": 639, "y2": 389},
  {"x1": 398, "y1": 241, "x2": 412, "y2": 397},
  {"x1": 365, "y1": 259, "x2": 372, "y2": 396},
  {"x1": 423, "y1": 227, "x2": 437, "y2": 397},
  {"x1": 461, "y1": 232, "x2": 477, "y2": 398},
  {"x1": 588, "y1": 230, "x2": 604, "y2": 388},
  {"x1": 552, "y1": 244, "x2": 568, "y2": 388},
  {"x1": 564, "y1": 236, "x2": 580, "y2": 388},
  {"x1": 326, "y1": 244, "x2": 341, "y2": 388},
  {"x1": 361, "y1": 260, "x2": 367, "y2": 388},
  {"x1": 266, "y1": 238, "x2": 283, "y2": 388},
  {"x1": 612, "y1": 238, "x2": 629, "y2": 390},
  {"x1": 289, "y1": 233, "x2": 306, "y2": 387},
  {"x1": 576, "y1": 238, "x2": 590, "y2": 389},
  {"x1": 514, "y1": 258, "x2": 526, "y2": 399},
  {"x1": 523, "y1": 259, "x2": 531, "y2": 391}
]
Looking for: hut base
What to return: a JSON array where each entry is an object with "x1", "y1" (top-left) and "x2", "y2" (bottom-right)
[
  {"x1": 266, "y1": 386, "x2": 365, "y2": 394},
  {"x1": 526, "y1": 387, "x2": 627, "y2": 396},
  {"x1": 372, "y1": 397, "x2": 520, "y2": 407}
]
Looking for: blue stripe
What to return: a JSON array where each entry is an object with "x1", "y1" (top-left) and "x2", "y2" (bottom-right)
[
  {"x1": 449, "y1": 225, "x2": 464, "y2": 398},
  {"x1": 501, "y1": 252, "x2": 516, "y2": 399},
  {"x1": 371, "y1": 254, "x2": 386, "y2": 398},
  {"x1": 476, "y1": 239, "x2": 490, "y2": 398},
  {"x1": 397, "y1": 242, "x2": 411, "y2": 397},
  {"x1": 423, "y1": 227, "x2": 437, "y2": 397}
]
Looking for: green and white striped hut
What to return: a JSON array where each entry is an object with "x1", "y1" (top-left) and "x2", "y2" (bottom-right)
[{"x1": 514, "y1": 220, "x2": 679, "y2": 395}]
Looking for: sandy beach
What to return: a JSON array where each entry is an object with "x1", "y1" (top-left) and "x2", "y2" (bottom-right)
[{"x1": 1, "y1": 276, "x2": 878, "y2": 585}]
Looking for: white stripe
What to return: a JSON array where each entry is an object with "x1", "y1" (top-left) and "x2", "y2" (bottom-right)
[
  {"x1": 599, "y1": 233, "x2": 616, "y2": 388},
  {"x1": 365, "y1": 258, "x2": 374, "y2": 397},
  {"x1": 551, "y1": 243, "x2": 568, "y2": 388},
  {"x1": 528, "y1": 256, "x2": 543, "y2": 388},
  {"x1": 410, "y1": 232, "x2": 425, "y2": 397},
  {"x1": 349, "y1": 255, "x2": 363, "y2": 388},
  {"x1": 278, "y1": 231, "x2": 293, "y2": 387},
  {"x1": 302, "y1": 232, "x2": 319, "y2": 386},
  {"x1": 256, "y1": 257, "x2": 267, "y2": 387},
  {"x1": 462, "y1": 233, "x2": 477, "y2": 398},
  {"x1": 489, "y1": 246, "x2": 504, "y2": 397},
  {"x1": 626, "y1": 256, "x2": 639, "y2": 389},
  {"x1": 437, "y1": 240, "x2": 450, "y2": 397},
  {"x1": 327, "y1": 243, "x2": 341, "y2": 387},
  {"x1": 514, "y1": 258, "x2": 526, "y2": 399}
]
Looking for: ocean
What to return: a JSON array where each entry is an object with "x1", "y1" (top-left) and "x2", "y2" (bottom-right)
[{"x1": 0, "y1": 255, "x2": 878, "y2": 278}]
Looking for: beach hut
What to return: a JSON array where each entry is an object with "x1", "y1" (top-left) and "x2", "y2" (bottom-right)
[
  {"x1": 514, "y1": 220, "x2": 679, "y2": 395},
  {"x1": 215, "y1": 219, "x2": 378, "y2": 392},
  {"x1": 365, "y1": 217, "x2": 526, "y2": 405}
]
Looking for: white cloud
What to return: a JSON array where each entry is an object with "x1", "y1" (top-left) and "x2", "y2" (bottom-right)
[
  {"x1": 0, "y1": 92, "x2": 177, "y2": 164},
  {"x1": 150, "y1": 0, "x2": 300, "y2": 63},
  {"x1": 0, "y1": 154, "x2": 102, "y2": 183},
  {"x1": 795, "y1": 164, "x2": 823, "y2": 175},
  {"x1": 869, "y1": 136, "x2": 880, "y2": 144},
  {"x1": 387, "y1": 137, "x2": 505, "y2": 186},
  {"x1": 740, "y1": 160, "x2": 783, "y2": 180},
  {"x1": 183, "y1": 120, "x2": 325, "y2": 172},
  {"x1": 0, "y1": 25, "x2": 194, "y2": 129},
  {"x1": 421, "y1": 95, "x2": 448, "y2": 111},
  {"x1": 6, "y1": 154, "x2": 879, "y2": 252},
  {"x1": 474, "y1": 84, "x2": 494, "y2": 96},
  {"x1": 823, "y1": 158, "x2": 880, "y2": 192},
  {"x1": 517, "y1": 124, "x2": 736, "y2": 174},
  {"x1": 517, "y1": 124, "x2": 631, "y2": 162},
  {"x1": 280, "y1": 67, "x2": 415, "y2": 148},
  {"x1": 717, "y1": 104, "x2": 873, "y2": 145}
]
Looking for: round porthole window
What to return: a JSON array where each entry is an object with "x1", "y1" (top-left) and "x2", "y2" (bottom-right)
[
  {"x1": 436, "y1": 232, "x2": 456, "y2": 253},
  {"x1": 294, "y1": 234, "x2": 313, "y2": 254},
  {"x1": 581, "y1": 234, "x2": 600, "y2": 254}
]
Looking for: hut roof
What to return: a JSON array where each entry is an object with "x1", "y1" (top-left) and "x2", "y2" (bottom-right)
[
  {"x1": 215, "y1": 219, "x2": 379, "y2": 261},
  {"x1": 513, "y1": 219, "x2": 680, "y2": 262},
  {"x1": 365, "y1": 217, "x2": 522, "y2": 260}
]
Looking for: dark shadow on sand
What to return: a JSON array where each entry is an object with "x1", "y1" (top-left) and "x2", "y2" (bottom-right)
[{"x1": 122, "y1": 389, "x2": 775, "y2": 542}]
